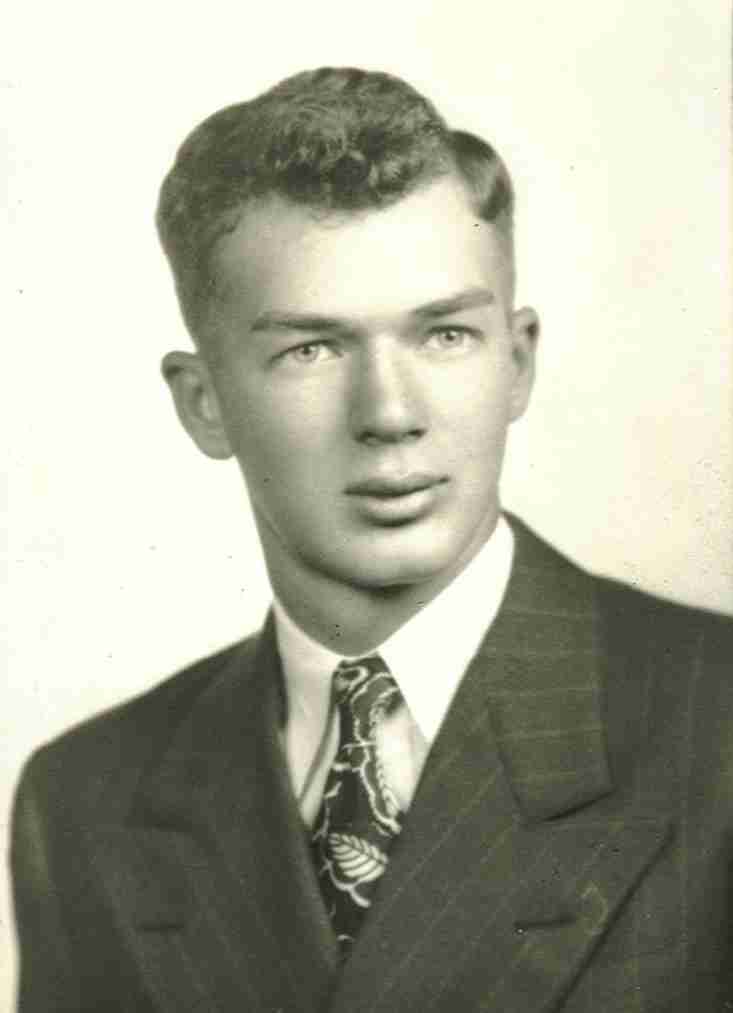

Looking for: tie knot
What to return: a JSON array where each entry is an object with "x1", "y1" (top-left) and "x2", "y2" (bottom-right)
[{"x1": 332, "y1": 654, "x2": 401, "y2": 729}]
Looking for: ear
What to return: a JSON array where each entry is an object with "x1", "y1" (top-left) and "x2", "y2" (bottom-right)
[
  {"x1": 161, "y1": 351, "x2": 233, "y2": 460},
  {"x1": 507, "y1": 306, "x2": 540, "y2": 422}
]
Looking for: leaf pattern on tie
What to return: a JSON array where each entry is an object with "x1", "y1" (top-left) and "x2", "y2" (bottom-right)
[
  {"x1": 331, "y1": 662, "x2": 402, "y2": 837},
  {"x1": 311, "y1": 655, "x2": 404, "y2": 954},
  {"x1": 329, "y1": 833, "x2": 388, "y2": 884}
]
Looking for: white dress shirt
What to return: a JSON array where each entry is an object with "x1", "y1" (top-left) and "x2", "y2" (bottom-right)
[{"x1": 273, "y1": 514, "x2": 515, "y2": 827}]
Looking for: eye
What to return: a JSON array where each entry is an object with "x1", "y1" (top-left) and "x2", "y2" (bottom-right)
[
  {"x1": 425, "y1": 326, "x2": 478, "y2": 352},
  {"x1": 282, "y1": 341, "x2": 338, "y2": 365}
]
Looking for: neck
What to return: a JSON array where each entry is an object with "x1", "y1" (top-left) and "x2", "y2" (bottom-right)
[
  {"x1": 263, "y1": 521, "x2": 498, "y2": 657},
  {"x1": 272, "y1": 574, "x2": 429, "y2": 657}
]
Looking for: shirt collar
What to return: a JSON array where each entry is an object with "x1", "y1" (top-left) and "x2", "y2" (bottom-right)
[{"x1": 272, "y1": 514, "x2": 514, "y2": 746}]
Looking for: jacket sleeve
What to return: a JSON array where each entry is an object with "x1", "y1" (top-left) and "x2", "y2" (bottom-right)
[{"x1": 10, "y1": 754, "x2": 82, "y2": 1013}]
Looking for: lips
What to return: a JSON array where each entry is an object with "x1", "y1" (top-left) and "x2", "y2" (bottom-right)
[
  {"x1": 345, "y1": 473, "x2": 448, "y2": 527},
  {"x1": 345, "y1": 473, "x2": 446, "y2": 498}
]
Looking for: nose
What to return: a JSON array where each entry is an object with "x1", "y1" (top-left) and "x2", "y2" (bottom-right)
[{"x1": 349, "y1": 340, "x2": 427, "y2": 446}]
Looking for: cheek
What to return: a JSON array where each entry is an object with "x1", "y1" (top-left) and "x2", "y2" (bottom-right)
[
  {"x1": 437, "y1": 373, "x2": 513, "y2": 443},
  {"x1": 225, "y1": 390, "x2": 337, "y2": 487}
]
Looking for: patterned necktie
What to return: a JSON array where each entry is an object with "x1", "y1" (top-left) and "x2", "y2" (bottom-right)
[{"x1": 311, "y1": 655, "x2": 404, "y2": 955}]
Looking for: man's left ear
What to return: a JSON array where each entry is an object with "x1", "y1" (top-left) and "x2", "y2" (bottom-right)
[{"x1": 508, "y1": 306, "x2": 540, "y2": 421}]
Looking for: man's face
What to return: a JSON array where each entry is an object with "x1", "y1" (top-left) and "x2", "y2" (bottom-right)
[{"x1": 177, "y1": 177, "x2": 537, "y2": 592}]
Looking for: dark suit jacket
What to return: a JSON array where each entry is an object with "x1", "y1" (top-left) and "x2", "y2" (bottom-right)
[{"x1": 11, "y1": 516, "x2": 733, "y2": 1012}]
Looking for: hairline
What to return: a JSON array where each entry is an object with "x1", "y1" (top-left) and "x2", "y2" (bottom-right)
[{"x1": 191, "y1": 170, "x2": 516, "y2": 352}]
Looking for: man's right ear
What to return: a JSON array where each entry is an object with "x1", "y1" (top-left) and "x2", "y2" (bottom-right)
[{"x1": 161, "y1": 351, "x2": 233, "y2": 460}]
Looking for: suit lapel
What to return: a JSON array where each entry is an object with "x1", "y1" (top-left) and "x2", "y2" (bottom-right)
[
  {"x1": 92, "y1": 618, "x2": 339, "y2": 1013},
  {"x1": 328, "y1": 518, "x2": 672, "y2": 1013}
]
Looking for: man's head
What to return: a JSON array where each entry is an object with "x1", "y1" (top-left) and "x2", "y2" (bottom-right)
[{"x1": 159, "y1": 68, "x2": 538, "y2": 602}]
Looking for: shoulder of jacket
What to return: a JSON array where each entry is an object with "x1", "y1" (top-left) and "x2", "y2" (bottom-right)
[
  {"x1": 594, "y1": 570, "x2": 731, "y2": 626},
  {"x1": 22, "y1": 632, "x2": 261, "y2": 795},
  {"x1": 505, "y1": 510, "x2": 732, "y2": 641}
]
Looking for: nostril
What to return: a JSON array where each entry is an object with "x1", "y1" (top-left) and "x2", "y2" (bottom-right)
[{"x1": 358, "y1": 426, "x2": 425, "y2": 446}]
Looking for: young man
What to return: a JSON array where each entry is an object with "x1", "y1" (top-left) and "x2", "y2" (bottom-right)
[{"x1": 11, "y1": 68, "x2": 733, "y2": 1012}]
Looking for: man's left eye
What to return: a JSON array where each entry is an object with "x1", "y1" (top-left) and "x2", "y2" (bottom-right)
[{"x1": 425, "y1": 327, "x2": 476, "y2": 351}]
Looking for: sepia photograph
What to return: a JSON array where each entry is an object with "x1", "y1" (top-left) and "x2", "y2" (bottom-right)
[{"x1": 4, "y1": 2, "x2": 732, "y2": 1010}]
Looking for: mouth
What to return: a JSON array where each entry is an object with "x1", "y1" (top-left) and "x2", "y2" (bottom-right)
[
  {"x1": 345, "y1": 473, "x2": 447, "y2": 498},
  {"x1": 345, "y1": 474, "x2": 448, "y2": 525}
]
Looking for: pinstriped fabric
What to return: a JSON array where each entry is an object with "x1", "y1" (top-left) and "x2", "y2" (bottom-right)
[
  {"x1": 11, "y1": 514, "x2": 733, "y2": 1013},
  {"x1": 123, "y1": 620, "x2": 340, "y2": 1013},
  {"x1": 328, "y1": 518, "x2": 617, "y2": 1012},
  {"x1": 326, "y1": 517, "x2": 733, "y2": 1013},
  {"x1": 558, "y1": 604, "x2": 733, "y2": 1013}
]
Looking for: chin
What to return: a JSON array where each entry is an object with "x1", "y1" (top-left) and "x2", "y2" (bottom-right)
[{"x1": 328, "y1": 532, "x2": 467, "y2": 591}]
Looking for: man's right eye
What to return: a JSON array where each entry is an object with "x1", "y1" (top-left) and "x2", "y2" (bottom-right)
[{"x1": 282, "y1": 341, "x2": 338, "y2": 365}]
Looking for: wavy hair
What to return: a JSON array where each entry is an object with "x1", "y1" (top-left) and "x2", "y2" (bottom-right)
[{"x1": 157, "y1": 67, "x2": 515, "y2": 337}]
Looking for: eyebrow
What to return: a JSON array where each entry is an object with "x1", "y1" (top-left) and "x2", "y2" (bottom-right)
[
  {"x1": 410, "y1": 287, "x2": 495, "y2": 320},
  {"x1": 250, "y1": 287, "x2": 495, "y2": 335},
  {"x1": 251, "y1": 312, "x2": 348, "y2": 335}
]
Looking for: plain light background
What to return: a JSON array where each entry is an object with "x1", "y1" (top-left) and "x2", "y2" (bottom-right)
[{"x1": 3, "y1": 1, "x2": 731, "y2": 1006}]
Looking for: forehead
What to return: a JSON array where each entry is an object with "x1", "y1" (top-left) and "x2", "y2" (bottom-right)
[{"x1": 211, "y1": 177, "x2": 511, "y2": 326}]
